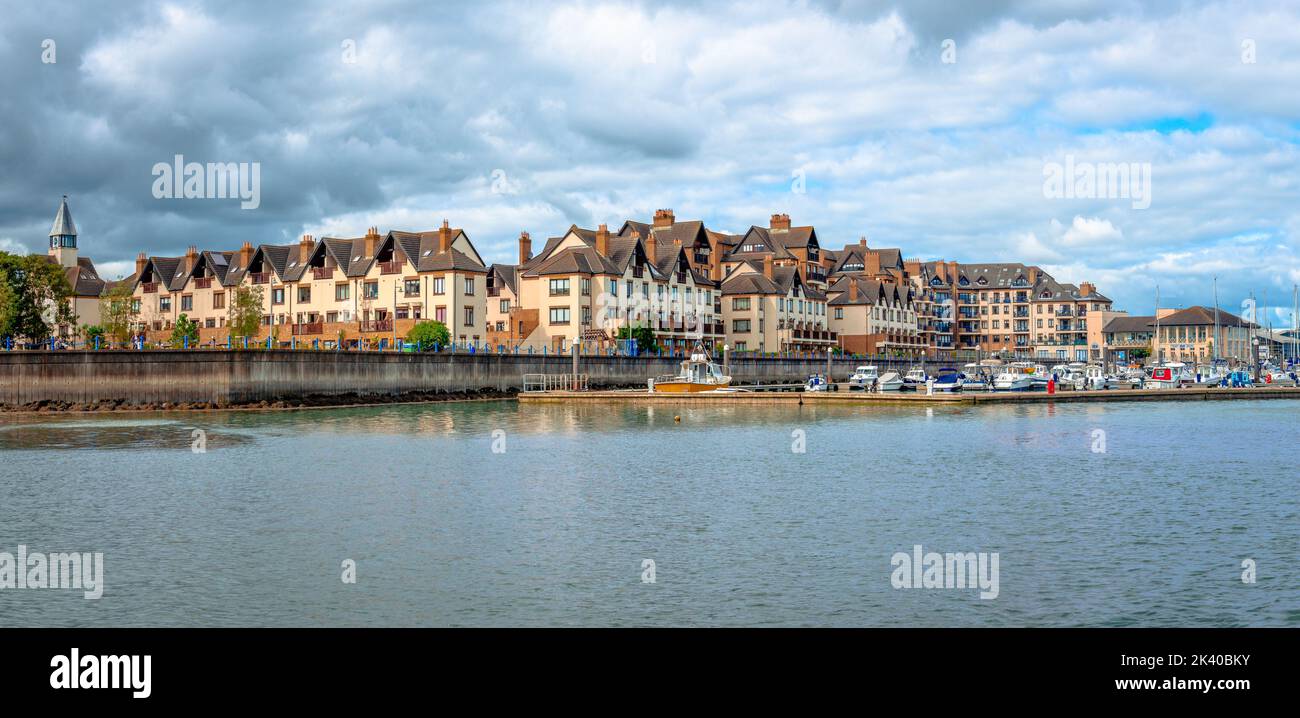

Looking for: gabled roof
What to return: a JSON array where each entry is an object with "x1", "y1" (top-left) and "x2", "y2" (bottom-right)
[
  {"x1": 44, "y1": 255, "x2": 104, "y2": 296},
  {"x1": 489, "y1": 264, "x2": 519, "y2": 295},
  {"x1": 723, "y1": 226, "x2": 798, "y2": 261},
  {"x1": 389, "y1": 229, "x2": 488, "y2": 273},
  {"x1": 1157, "y1": 306, "x2": 1255, "y2": 328},
  {"x1": 1103, "y1": 315, "x2": 1156, "y2": 334}
]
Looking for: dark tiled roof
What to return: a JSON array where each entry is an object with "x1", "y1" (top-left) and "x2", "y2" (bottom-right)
[
  {"x1": 1103, "y1": 315, "x2": 1156, "y2": 333},
  {"x1": 1157, "y1": 306, "x2": 1254, "y2": 328}
]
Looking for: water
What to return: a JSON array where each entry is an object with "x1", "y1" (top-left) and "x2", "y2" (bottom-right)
[{"x1": 0, "y1": 400, "x2": 1296, "y2": 627}]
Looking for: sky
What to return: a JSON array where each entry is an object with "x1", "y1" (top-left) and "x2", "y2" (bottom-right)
[{"x1": 2, "y1": 0, "x2": 1299, "y2": 322}]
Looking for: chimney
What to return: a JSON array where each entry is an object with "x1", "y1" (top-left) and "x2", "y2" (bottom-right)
[
  {"x1": 645, "y1": 230, "x2": 657, "y2": 263},
  {"x1": 1079, "y1": 281, "x2": 1095, "y2": 297},
  {"x1": 653, "y1": 208, "x2": 674, "y2": 228},
  {"x1": 859, "y1": 236, "x2": 867, "y2": 250},
  {"x1": 864, "y1": 251, "x2": 881, "y2": 277},
  {"x1": 518, "y1": 231, "x2": 532, "y2": 264},
  {"x1": 184, "y1": 245, "x2": 198, "y2": 274},
  {"x1": 770, "y1": 213, "x2": 791, "y2": 230},
  {"x1": 364, "y1": 226, "x2": 380, "y2": 257},
  {"x1": 299, "y1": 234, "x2": 314, "y2": 263},
  {"x1": 849, "y1": 278, "x2": 858, "y2": 301},
  {"x1": 135, "y1": 252, "x2": 147, "y2": 277},
  {"x1": 238, "y1": 241, "x2": 254, "y2": 269},
  {"x1": 762, "y1": 255, "x2": 773, "y2": 280},
  {"x1": 595, "y1": 223, "x2": 610, "y2": 256},
  {"x1": 1028, "y1": 267, "x2": 1039, "y2": 284},
  {"x1": 710, "y1": 257, "x2": 721, "y2": 282},
  {"x1": 438, "y1": 219, "x2": 452, "y2": 253}
]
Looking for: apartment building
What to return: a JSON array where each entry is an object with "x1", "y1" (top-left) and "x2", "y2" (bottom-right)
[
  {"x1": 1150, "y1": 306, "x2": 1255, "y2": 363},
  {"x1": 719, "y1": 256, "x2": 832, "y2": 353},
  {"x1": 128, "y1": 221, "x2": 488, "y2": 346},
  {"x1": 1100, "y1": 314, "x2": 1154, "y2": 365},
  {"x1": 826, "y1": 274, "x2": 922, "y2": 356},
  {"x1": 512, "y1": 221, "x2": 721, "y2": 352}
]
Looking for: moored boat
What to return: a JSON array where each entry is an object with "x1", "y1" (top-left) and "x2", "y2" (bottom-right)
[{"x1": 650, "y1": 348, "x2": 731, "y2": 392}]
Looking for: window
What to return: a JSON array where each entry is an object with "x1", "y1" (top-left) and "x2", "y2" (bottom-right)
[
  {"x1": 464, "y1": 306, "x2": 474, "y2": 326},
  {"x1": 131, "y1": 299, "x2": 141, "y2": 313},
  {"x1": 404, "y1": 280, "x2": 420, "y2": 297},
  {"x1": 433, "y1": 277, "x2": 446, "y2": 295},
  {"x1": 396, "y1": 307, "x2": 410, "y2": 320},
  {"x1": 159, "y1": 296, "x2": 171, "y2": 312},
  {"x1": 834, "y1": 307, "x2": 843, "y2": 319},
  {"x1": 609, "y1": 279, "x2": 617, "y2": 297},
  {"x1": 581, "y1": 306, "x2": 591, "y2": 325},
  {"x1": 363, "y1": 282, "x2": 378, "y2": 300},
  {"x1": 272, "y1": 288, "x2": 285, "y2": 305},
  {"x1": 549, "y1": 278, "x2": 570, "y2": 296},
  {"x1": 581, "y1": 278, "x2": 591, "y2": 296},
  {"x1": 499, "y1": 299, "x2": 510, "y2": 313},
  {"x1": 435, "y1": 306, "x2": 446, "y2": 323},
  {"x1": 549, "y1": 307, "x2": 570, "y2": 325},
  {"x1": 298, "y1": 286, "x2": 311, "y2": 303},
  {"x1": 335, "y1": 284, "x2": 349, "y2": 301},
  {"x1": 464, "y1": 277, "x2": 474, "y2": 295},
  {"x1": 204, "y1": 318, "x2": 215, "y2": 328},
  {"x1": 732, "y1": 297, "x2": 751, "y2": 311},
  {"x1": 326, "y1": 312, "x2": 338, "y2": 323},
  {"x1": 181, "y1": 295, "x2": 193, "y2": 311},
  {"x1": 733, "y1": 319, "x2": 751, "y2": 332}
]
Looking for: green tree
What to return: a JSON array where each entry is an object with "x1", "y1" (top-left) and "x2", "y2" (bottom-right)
[
  {"x1": 84, "y1": 325, "x2": 105, "y2": 345},
  {"x1": 615, "y1": 323, "x2": 655, "y2": 349},
  {"x1": 227, "y1": 284, "x2": 264, "y2": 341},
  {"x1": 407, "y1": 320, "x2": 450, "y2": 348},
  {"x1": 98, "y1": 281, "x2": 137, "y2": 346},
  {"x1": 0, "y1": 252, "x2": 74, "y2": 342},
  {"x1": 170, "y1": 313, "x2": 200, "y2": 347}
]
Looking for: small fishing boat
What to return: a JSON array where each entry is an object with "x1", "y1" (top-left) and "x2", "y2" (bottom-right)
[
  {"x1": 805, "y1": 374, "x2": 830, "y2": 392},
  {"x1": 650, "y1": 347, "x2": 731, "y2": 392},
  {"x1": 876, "y1": 371, "x2": 905, "y2": 392},
  {"x1": 1143, "y1": 362, "x2": 1191, "y2": 390}
]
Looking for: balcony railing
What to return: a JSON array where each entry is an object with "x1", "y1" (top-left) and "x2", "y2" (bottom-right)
[
  {"x1": 380, "y1": 261, "x2": 402, "y2": 275},
  {"x1": 312, "y1": 267, "x2": 333, "y2": 280},
  {"x1": 291, "y1": 321, "x2": 323, "y2": 336},
  {"x1": 193, "y1": 277, "x2": 212, "y2": 289},
  {"x1": 142, "y1": 282, "x2": 158, "y2": 294},
  {"x1": 251, "y1": 272, "x2": 270, "y2": 285},
  {"x1": 360, "y1": 319, "x2": 393, "y2": 333}
]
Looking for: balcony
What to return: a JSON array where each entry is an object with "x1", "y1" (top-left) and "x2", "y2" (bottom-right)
[
  {"x1": 312, "y1": 267, "x2": 333, "y2": 280},
  {"x1": 1014, "y1": 308, "x2": 1029, "y2": 317},
  {"x1": 194, "y1": 277, "x2": 212, "y2": 289},
  {"x1": 291, "y1": 321, "x2": 323, "y2": 336},
  {"x1": 251, "y1": 272, "x2": 270, "y2": 285},
  {"x1": 633, "y1": 266, "x2": 645, "y2": 279},
  {"x1": 142, "y1": 282, "x2": 158, "y2": 294},
  {"x1": 380, "y1": 260, "x2": 402, "y2": 275},
  {"x1": 404, "y1": 289, "x2": 421, "y2": 298},
  {"x1": 1055, "y1": 308, "x2": 1073, "y2": 316}
]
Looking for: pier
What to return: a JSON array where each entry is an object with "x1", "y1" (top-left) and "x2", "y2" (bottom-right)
[{"x1": 519, "y1": 386, "x2": 1300, "y2": 405}]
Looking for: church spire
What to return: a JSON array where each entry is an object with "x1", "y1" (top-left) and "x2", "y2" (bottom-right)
[{"x1": 49, "y1": 195, "x2": 79, "y2": 267}]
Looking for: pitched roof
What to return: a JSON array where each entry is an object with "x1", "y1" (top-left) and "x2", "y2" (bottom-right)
[
  {"x1": 49, "y1": 196, "x2": 77, "y2": 237},
  {"x1": 44, "y1": 255, "x2": 105, "y2": 296},
  {"x1": 1103, "y1": 315, "x2": 1156, "y2": 333},
  {"x1": 1157, "y1": 306, "x2": 1254, "y2": 328}
]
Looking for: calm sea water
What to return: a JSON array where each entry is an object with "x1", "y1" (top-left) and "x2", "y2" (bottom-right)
[{"x1": 0, "y1": 399, "x2": 1296, "y2": 627}]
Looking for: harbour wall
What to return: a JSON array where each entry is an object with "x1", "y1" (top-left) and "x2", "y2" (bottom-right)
[{"x1": 0, "y1": 350, "x2": 932, "y2": 407}]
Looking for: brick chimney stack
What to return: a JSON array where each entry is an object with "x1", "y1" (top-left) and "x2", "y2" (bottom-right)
[
  {"x1": 645, "y1": 230, "x2": 657, "y2": 264},
  {"x1": 1028, "y1": 267, "x2": 1039, "y2": 284},
  {"x1": 238, "y1": 241, "x2": 254, "y2": 269},
  {"x1": 184, "y1": 245, "x2": 198, "y2": 274},
  {"x1": 770, "y1": 213, "x2": 791, "y2": 230},
  {"x1": 135, "y1": 252, "x2": 147, "y2": 277},
  {"x1": 299, "y1": 234, "x2": 314, "y2": 263},
  {"x1": 364, "y1": 226, "x2": 380, "y2": 257},
  {"x1": 653, "y1": 208, "x2": 674, "y2": 228},
  {"x1": 1079, "y1": 281, "x2": 1095, "y2": 297},
  {"x1": 519, "y1": 231, "x2": 532, "y2": 264},
  {"x1": 438, "y1": 219, "x2": 452, "y2": 253},
  {"x1": 762, "y1": 254, "x2": 773, "y2": 280},
  {"x1": 859, "y1": 236, "x2": 867, "y2": 250},
  {"x1": 595, "y1": 223, "x2": 610, "y2": 257},
  {"x1": 849, "y1": 278, "x2": 858, "y2": 301}
]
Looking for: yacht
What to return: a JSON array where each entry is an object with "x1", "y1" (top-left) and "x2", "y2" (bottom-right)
[
  {"x1": 1143, "y1": 362, "x2": 1192, "y2": 390},
  {"x1": 931, "y1": 368, "x2": 964, "y2": 392},
  {"x1": 993, "y1": 362, "x2": 1037, "y2": 391},
  {"x1": 901, "y1": 367, "x2": 928, "y2": 391},
  {"x1": 848, "y1": 365, "x2": 880, "y2": 390}
]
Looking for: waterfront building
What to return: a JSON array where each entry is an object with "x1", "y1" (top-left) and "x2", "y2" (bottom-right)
[
  {"x1": 43, "y1": 196, "x2": 109, "y2": 337},
  {"x1": 825, "y1": 274, "x2": 922, "y2": 356},
  {"x1": 1100, "y1": 314, "x2": 1154, "y2": 365},
  {"x1": 719, "y1": 255, "x2": 832, "y2": 353},
  {"x1": 1150, "y1": 306, "x2": 1255, "y2": 363}
]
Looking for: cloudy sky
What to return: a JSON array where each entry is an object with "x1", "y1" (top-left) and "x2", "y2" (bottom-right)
[{"x1": 3, "y1": 0, "x2": 1299, "y2": 320}]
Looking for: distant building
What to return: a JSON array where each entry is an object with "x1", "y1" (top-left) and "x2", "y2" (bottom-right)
[{"x1": 43, "y1": 196, "x2": 108, "y2": 337}]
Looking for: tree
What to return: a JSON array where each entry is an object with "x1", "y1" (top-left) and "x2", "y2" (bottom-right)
[
  {"x1": 98, "y1": 281, "x2": 137, "y2": 345},
  {"x1": 170, "y1": 313, "x2": 199, "y2": 347},
  {"x1": 615, "y1": 323, "x2": 655, "y2": 349},
  {"x1": 0, "y1": 252, "x2": 74, "y2": 342},
  {"x1": 407, "y1": 320, "x2": 450, "y2": 348},
  {"x1": 84, "y1": 325, "x2": 105, "y2": 345},
  {"x1": 227, "y1": 284, "x2": 264, "y2": 341}
]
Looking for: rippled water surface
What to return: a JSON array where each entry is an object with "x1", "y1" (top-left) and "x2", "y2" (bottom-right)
[{"x1": 1, "y1": 399, "x2": 1296, "y2": 626}]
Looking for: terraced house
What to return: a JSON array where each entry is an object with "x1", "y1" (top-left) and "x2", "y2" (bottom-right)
[
  {"x1": 719, "y1": 255, "x2": 831, "y2": 353},
  {"x1": 127, "y1": 220, "x2": 487, "y2": 346}
]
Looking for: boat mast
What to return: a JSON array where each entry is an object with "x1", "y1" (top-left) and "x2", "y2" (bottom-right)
[
  {"x1": 1212, "y1": 277, "x2": 1219, "y2": 363},
  {"x1": 1153, "y1": 285, "x2": 1160, "y2": 364}
]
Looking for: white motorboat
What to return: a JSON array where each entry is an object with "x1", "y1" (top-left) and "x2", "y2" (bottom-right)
[
  {"x1": 1075, "y1": 364, "x2": 1106, "y2": 390},
  {"x1": 992, "y1": 371, "x2": 1035, "y2": 391},
  {"x1": 901, "y1": 367, "x2": 927, "y2": 391},
  {"x1": 805, "y1": 374, "x2": 830, "y2": 392},
  {"x1": 848, "y1": 365, "x2": 880, "y2": 390},
  {"x1": 931, "y1": 368, "x2": 964, "y2": 392},
  {"x1": 877, "y1": 371, "x2": 905, "y2": 392},
  {"x1": 1143, "y1": 362, "x2": 1192, "y2": 389}
]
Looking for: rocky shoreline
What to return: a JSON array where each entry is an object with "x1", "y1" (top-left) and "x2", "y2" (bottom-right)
[{"x1": 1, "y1": 387, "x2": 521, "y2": 413}]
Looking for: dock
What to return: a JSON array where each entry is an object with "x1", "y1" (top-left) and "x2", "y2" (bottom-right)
[{"x1": 519, "y1": 386, "x2": 1300, "y2": 405}]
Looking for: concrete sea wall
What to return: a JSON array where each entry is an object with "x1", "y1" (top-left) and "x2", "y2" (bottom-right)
[{"x1": 0, "y1": 350, "x2": 936, "y2": 407}]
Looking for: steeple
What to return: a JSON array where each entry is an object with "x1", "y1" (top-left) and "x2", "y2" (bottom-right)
[{"x1": 49, "y1": 195, "x2": 79, "y2": 268}]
